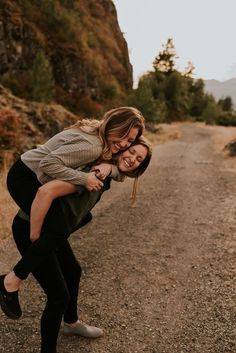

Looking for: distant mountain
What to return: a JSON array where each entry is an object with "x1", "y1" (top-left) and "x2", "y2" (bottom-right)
[{"x1": 204, "y1": 78, "x2": 236, "y2": 106}]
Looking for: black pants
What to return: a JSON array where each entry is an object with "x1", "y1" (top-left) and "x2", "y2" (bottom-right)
[
  {"x1": 7, "y1": 159, "x2": 74, "y2": 279},
  {"x1": 12, "y1": 215, "x2": 81, "y2": 353}
]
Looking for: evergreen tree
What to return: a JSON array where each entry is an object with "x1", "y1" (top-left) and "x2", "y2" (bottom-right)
[
  {"x1": 183, "y1": 61, "x2": 195, "y2": 78},
  {"x1": 164, "y1": 71, "x2": 189, "y2": 121},
  {"x1": 29, "y1": 51, "x2": 55, "y2": 102},
  {"x1": 189, "y1": 79, "x2": 207, "y2": 118},
  {"x1": 128, "y1": 74, "x2": 165, "y2": 123},
  {"x1": 218, "y1": 96, "x2": 233, "y2": 111},
  {"x1": 40, "y1": 0, "x2": 56, "y2": 17},
  {"x1": 202, "y1": 94, "x2": 221, "y2": 124},
  {"x1": 153, "y1": 38, "x2": 177, "y2": 73}
]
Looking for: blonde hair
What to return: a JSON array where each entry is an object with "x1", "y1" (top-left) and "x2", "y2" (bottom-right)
[{"x1": 68, "y1": 107, "x2": 145, "y2": 160}]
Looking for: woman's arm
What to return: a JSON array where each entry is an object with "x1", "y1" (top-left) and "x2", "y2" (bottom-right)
[
  {"x1": 38, "y1": 139, "x2": 104, "y2": 188},
  {"x1": 30, "y1": 180, "x2": 77, "y2": 242},
  {"x1": 92, "y1": 163, "x2": 126, "y2": 182}
]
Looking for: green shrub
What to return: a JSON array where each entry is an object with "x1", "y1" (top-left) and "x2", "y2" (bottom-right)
[
  {"x1": 218, "y1": 96, "x2": 233, "y2": 112},
  {"x1": 40, "y1": 0, "x2": 56, "y2": 19},
  {"x1": 127, "y1": 78, "x2": 167, "y2": 124},
  {"x1": 29, "y1": 51, "x2": 55, "y2": 102},
  {"x1": 102, "y1": 82, "x2": 118, "y2": 99},
  {"x1": 59, "y1": 0, "x2": 75, "y2": 8},
  {"x1": 215, "y1": 112, "x2": 236, "y2": 126},
  {"x1": 202, "y1": 100, "x2": 221, "y2": 125}
]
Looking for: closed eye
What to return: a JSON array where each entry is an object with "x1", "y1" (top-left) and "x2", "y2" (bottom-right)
[{"x1": 129, "y1": 147, "x2": 135, "y2": 154}]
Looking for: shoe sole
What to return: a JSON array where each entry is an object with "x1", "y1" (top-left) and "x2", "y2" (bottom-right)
[
  {"x1": 0, "y1": 291, "x2": 21, "y2": 320},
  {"x1": 61, "y1": 330, "x2": 104, "y2": 338},
  {"x1": 61, "y1": 331, "x2": 75, "y2": 337}
]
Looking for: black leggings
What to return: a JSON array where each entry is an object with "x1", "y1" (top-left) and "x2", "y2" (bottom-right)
[
  {"x1": 7, "y1": 159, "x2": 73, "y2": 279},
  {"x1": 12, "y1": 215, "x2": 81, "y2": 353}
]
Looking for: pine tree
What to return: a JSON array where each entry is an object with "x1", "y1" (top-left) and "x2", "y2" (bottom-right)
[
  {"x1": 183, "y1": 61, "x2": 195, "y2": 78},
  {"x1": 218, "y1": 96, "x2": 233, "y2": 112},
  {"x1": 153, "y1": 38, "x2": 178, "y2": 73},
  {"x1": 29, "y1": 51, "x2": 55, "y2": 102}
]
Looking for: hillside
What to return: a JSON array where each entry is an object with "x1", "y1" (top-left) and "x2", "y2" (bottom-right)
[
  {"x1": 204, "y1": 78, "x2": 236, "y2": 106},
  {"x1": 0, "y1": 0, "x2": 132, "y2": 114},
  {"x1": 0, "y1": 84, "x2": 79, "y2": 165}
]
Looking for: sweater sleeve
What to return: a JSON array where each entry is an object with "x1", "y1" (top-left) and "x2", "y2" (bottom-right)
[
  {"x1": 110, "y1": 165, "x2": 126, "y2": 182},
  {"x1": 39, "y1": 141, "x2": 102, "y2": 186}
]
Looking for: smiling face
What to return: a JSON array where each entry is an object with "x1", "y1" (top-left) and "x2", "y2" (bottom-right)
[
  {"x1": 117, "y1": 144, "x2": 148, "y2": 172},
  {"x1": 107, "y1": 127, "x2": 139, "y2": 154}
]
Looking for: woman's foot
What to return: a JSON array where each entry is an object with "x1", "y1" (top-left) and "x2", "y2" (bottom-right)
[
  {"x1": 4, "y1": 271, "x2": 22, "y2": 292},
  {"x1": 61, "y1": 320, "x2": 104, "y2": 338},
  {"x1": 0, "y1": 275, "x2": 22, "y2": 319}
]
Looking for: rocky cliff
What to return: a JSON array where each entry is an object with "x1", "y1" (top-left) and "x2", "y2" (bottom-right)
[
  {"x1": 0, "y1": 84, "x2": 79, "y2": 165},
  {"x1": 0, "y1": 0, "x2": 132, "y2": 114}
]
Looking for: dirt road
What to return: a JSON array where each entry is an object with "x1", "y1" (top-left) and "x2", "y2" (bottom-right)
[{"x1": 0, "y1": 123, "x2": 236, "y2": 353}]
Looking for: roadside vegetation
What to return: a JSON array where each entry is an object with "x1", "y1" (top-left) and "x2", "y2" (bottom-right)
[{"x1": 127, "y1": 38, "x2": 236, "y2": 127}]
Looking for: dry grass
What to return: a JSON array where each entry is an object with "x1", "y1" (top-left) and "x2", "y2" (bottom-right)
[
  {"x1": 205, "y1": 123, "x2": 236, "y2": 169},
  {"x1": 144, "y1": 123, "x2": 181, "y2": 145},
  {"x1": 208, "y1": 124, "x2": 236, "y2": 153},
  {"x1": 0, "y1": 168, "x2": 17, "y2": 247}
]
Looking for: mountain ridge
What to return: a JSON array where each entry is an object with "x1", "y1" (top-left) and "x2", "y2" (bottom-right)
[{"x1": 204, "y1": 78, "x2": 236, "y2": 106}]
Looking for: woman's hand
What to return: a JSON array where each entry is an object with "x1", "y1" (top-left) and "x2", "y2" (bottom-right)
[
  {"x1": 85, "y1": 172, "x2": 104, "y2": 191},
  {"x1": 30, "y1": 232, "x2": 40, "y2": 242},
  {"x1": 91, "y1": 163, "x2": 112, "y2": 180}
]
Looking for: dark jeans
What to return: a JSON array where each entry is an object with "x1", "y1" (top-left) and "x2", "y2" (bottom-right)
[
  {"x1": 12, "y1": 214, "x2": 81, "y2": 353},
  {"x1": 7, "y1": 159, "x2": 77, "y2": 279}
]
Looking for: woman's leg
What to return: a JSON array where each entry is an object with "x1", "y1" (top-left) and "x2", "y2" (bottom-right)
[
  {"x1": 56, "y1": 242, "x2": 103, "y2": 338},
  {"x1": 7, "y1": 159, "x2": 42, "y2": 215},
  {"x1": 55, "y1": 242, "x2": 81, "y2": 324},
  {"x1": 12, "y1": 215, "x2": 70, "y2": 353},
  {"x1": 6, "y1": 159, "x2": 71, "y2": 280},
  {"x1": 0, "y1": 160, "x2": 43, "y2": 317}
]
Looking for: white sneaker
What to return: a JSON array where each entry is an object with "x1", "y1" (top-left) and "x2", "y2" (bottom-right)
[{"x1": 61, "y1": 320, "x2": 104, "y2": 339}]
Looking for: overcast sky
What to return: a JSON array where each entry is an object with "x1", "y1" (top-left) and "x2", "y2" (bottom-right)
[{"x1": 113, "y1": 0, "x2": 236, "y2": 84}]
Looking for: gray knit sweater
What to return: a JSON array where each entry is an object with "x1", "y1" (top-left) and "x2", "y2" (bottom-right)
[{"x1": 21, "y1": 128, "x2": 122, "y2": 186}]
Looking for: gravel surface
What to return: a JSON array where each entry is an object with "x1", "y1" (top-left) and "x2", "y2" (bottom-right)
[{"x1": 0, "y1": 123, "x2": 236, "y2": 353}]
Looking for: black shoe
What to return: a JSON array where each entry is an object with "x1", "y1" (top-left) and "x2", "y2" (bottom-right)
[{"x1": 0, "y1": 275, "x2": 22, "y2": 319}]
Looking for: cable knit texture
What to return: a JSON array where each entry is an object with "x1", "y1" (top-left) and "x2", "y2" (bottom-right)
[{"x1": 21, "y1": 128, "x2": 103, "y2": 187}]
